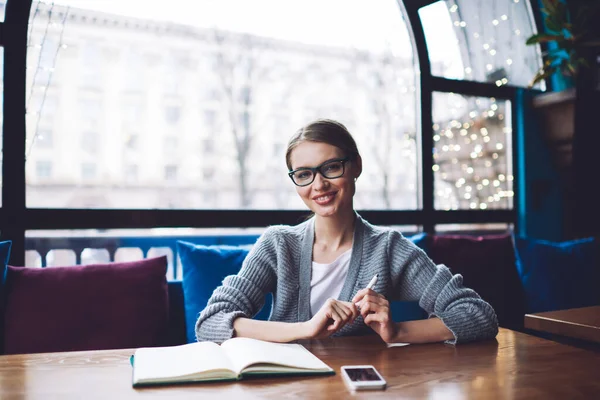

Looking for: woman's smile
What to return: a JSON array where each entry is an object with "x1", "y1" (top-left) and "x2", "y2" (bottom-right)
[{"x1": 313, "y1": 191, "x2": 337, "y2": 205}]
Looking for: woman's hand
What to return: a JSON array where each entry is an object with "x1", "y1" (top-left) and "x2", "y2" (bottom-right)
[
  {"x1": 352, "y1": 289, "x2": 398, "y2": 343},
  {"x1": 301, "y1": 298, "x2": 359, "y2": 339}
]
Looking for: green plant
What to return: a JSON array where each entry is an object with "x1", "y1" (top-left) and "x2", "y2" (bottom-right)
[{"x1": 526, "y1": 0, "x2": 600, "y2": 87}]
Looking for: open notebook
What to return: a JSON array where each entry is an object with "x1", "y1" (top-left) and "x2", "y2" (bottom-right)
[{"x1": 131, "y1": 337, "x2": 334, "y2": 387}]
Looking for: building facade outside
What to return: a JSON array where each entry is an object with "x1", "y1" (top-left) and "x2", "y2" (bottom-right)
[{"x1": 23, "y1": 1, "x2": 514, "y2": 212}]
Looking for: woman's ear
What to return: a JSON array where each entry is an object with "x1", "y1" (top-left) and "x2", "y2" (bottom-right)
[{"x1": 354, "y1": 154, "x2": 362, "y2": 180}]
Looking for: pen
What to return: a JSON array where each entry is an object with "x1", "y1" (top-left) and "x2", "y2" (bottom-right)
[
  {"x1": 355, "y1": 274, "x2": 378, "y2": 308},
  {"x1": 366, "y1": 274, "x2": 378, "y2": 290}
]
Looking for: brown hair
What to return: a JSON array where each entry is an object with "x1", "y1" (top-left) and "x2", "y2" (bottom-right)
[{"x1": 285, "y1": 119, "x2": 360, "y2": 170}]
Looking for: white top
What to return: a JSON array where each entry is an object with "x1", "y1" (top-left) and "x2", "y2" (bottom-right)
[{"x1": 310, "y1": 248, "x2": 352, "y2": 317}]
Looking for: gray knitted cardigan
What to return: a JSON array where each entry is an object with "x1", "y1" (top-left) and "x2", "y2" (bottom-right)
[{"x1": 196, "y1": 214, "x2": 498, "y2": 344}]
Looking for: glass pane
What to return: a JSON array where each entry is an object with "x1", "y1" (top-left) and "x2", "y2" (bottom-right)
[
  {"x1": 0, "y1": 0, "x2": 5, "y2": 22},
  {"x1": 432, "y1": 92, "x2": 514, "y2": 210},
  {"x1": 47, "y1": 249, "x2": 77, "y2": 266},
  {"x1": 385, "y1": 225, "x2": 421, "y2": 236},
  {"x1": 115, "y1": 247, "x2": 144, "y2": 263},
  {"x1": 26, "y1": 227, "x2": 266, "y2": 279},
  {"x1": 435, "y1": 223, "x2": 512, "y2": 233},
  {"x1": 26, "y1": 0, "x2": 419, "y2": 210},
  {"x1": 81, "y1": 248, "x2": 110, "y2": 265},
  {"x1": 419, "y1": 0, "x2": 544, "y2": 89},
  {"x1": 26, "y1": 250, "x2": 43, "y2": 267}
]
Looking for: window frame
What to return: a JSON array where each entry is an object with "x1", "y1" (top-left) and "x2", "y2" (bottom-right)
[{"x1": 1, "y1": 0, "x2": 544, "y2": 264}]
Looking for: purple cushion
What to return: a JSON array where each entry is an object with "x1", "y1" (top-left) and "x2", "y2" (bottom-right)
[
  {"x1": 428, "y1": 233, "x2": 525, "y2": 330},
  {"x1": 3, "y1": 256, "x2": 169, "y2": 355}
]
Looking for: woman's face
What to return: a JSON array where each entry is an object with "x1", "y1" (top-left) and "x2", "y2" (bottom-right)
[{"x1": 289, "y1": 141, "x2": 360, "y2": 219}]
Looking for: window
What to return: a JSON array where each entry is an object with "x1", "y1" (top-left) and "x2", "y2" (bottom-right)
[
  {"x1": 204, "y1": 109, "x2": 217, "y2": 128},
  {"x1": 81, "y1": 42, "x2": 102, "y2": 88},
  {"x1": 123, "y1": 50, "x2": 144, "y2": 92},
  {"x1": 24, "y1": 2, "x2": 68, "y2": 176},
  {"x1": 27, "y1": 6, "x2": 66, "y2": 92},
  {"x1": 0, "y1": 0, "x2": 544, "y2": 265},
  {"x1": 164, "y1": 165, "x2": 178, "y2": 182},
  {"x1": 203, "y1": 88, "x2": 221, "y2": 102},
  {"x1": 125, "y1": 164, "x2": 138, "y2": 183},
  {"x1": 81, "y1": 163, "x2": 97, "y2": 180},
  {"x1": 436, "y1": 223, "x2": 511, "y2": 233},
  {"x1": 39, "y1": 95, "x2": 58, "y2": 125},
  {"x1": 125, "y1": 134, "x2": 139, "y2": 151},
  {"x1": 432, "y1": 93, "x2": 513, "y2": 210},
  {"x1": 164, "y1": 106, "x2": 181, "y2": 125},
  {"x1": 203, "y1": 138, "x2": 214, "y2": 153},
  {"x1": 203, "y1": 191, "x2": 217, "y2": 204},
  {"x1": 81, "y1": 131, "x2": 98, "y2": 154},
  {"x1": 35, "y1": 129, "x2": 53, "y2": 148},
  {"x1": 79, "y1": 98, "x2": 102, "y2": 128},
  {"x1": 203, "y1": 168, "x2": 215, "y2": 181},
  {"x1": 23, "y1": 0, "x2": 419, "y2": 210},
  {"x1": 35, "y1": 39, "x2": 60, "y2": 86},
  {"x1": 164, "y1": 136, "x2": 178, "y2": 157},
  {"x1": 164, "y1": 55, "x2": 182, "y2": 95},
  {"x1": 36, "y1": 161, "x2": 53, "y2": 179},
  {"x1": 33, "y1": 66, "x2": 52, "y2": 88},
  {"x1": 419, "y1": 0, "x2": 543, "y2": 88},
  {"x1": 26, "y1": 94, "x2": 59, "y2": 155},
  {"x1": 122, "y1": 100, "x2": 144, "y2": 125}
]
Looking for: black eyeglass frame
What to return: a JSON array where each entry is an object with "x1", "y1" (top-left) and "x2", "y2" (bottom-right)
[{"x1": 288, "y1": 157, "x2": 350, "y2": 187}]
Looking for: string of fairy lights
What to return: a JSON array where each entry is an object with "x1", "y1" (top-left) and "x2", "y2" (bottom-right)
[
  {"x1": 445, "y1": 0, "x2": 541, "y2": 88},
  {"x1": 432, "y1": 94, "x2": 515, "y2": 211},
  {"x1": 427, "y1": 0, "x2": 537, "y2": 211},
  {"x1": 26, "y1": 0, "x2": 70, "y2": 159}
]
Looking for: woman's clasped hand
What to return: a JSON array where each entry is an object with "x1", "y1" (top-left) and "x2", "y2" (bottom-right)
[
  {"x1": 301, "y1": 298, "x2": 357, "y2": 338},
  {"x1": 302, "y1": 288, "x2": 398, "y2": 343},
  {"x1": 352, "y1": 288, "x2": 397, "y2": 343}
]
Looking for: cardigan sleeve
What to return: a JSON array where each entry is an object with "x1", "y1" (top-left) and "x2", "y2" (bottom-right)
[
  {"x1": 387, "y1": 230, "x2": 499, "y2": 344},
  {"x1": 195, "y1": 227, "x2": 279, "y2": 343}
]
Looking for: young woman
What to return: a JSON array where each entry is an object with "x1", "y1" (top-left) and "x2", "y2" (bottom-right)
[{"x1": 196, "y1": 119, "x2": 498, "y2": 345}]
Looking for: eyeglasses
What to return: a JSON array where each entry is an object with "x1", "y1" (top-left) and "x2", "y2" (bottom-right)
[{"x1": 288, "y1": 157, "x2": 350, "y2": 187}]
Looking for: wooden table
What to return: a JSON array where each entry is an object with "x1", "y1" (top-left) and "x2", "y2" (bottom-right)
[
  {"x1": 525, "y1": 305, "x2": 600, "y2": 344},
  {"x1": 1, "y1": 328, "x2": 600, "y2": 399}
]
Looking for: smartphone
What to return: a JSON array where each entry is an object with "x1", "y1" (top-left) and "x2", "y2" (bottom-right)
[{"x1": 340, "y1": 365, "x2": 387, "y2": 391}]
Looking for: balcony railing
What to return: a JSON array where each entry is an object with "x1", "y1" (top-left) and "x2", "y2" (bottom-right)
[{"x1": 24, "y1": 234, "x2": 261, "y2": 280}]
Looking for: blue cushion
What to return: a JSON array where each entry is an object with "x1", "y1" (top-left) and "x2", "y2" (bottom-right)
[
  {"x1": 514, "y1": 236, "x2": 600, "y2": 313},
  {"x1": 1, "y1": 240, "x2": 12, "y2": 300},
  {"x1": 408, "y1": 232, "x2": 429, "y2": 252},
  {"x1": 389, "y1": 233, "x2": 428, "y2": 322},
  {"x1": 177, "y1": 240, "x2": 272, "y2": 343}
]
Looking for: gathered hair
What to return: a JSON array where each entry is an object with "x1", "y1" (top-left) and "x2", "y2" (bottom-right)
[{"x1": 285, "y1": 119, "x2": 360, "y2": 170}]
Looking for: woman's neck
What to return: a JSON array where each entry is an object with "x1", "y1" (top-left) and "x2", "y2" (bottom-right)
[{"x1": 313, "y1": 210, "x2": 356, "y2": 252}]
